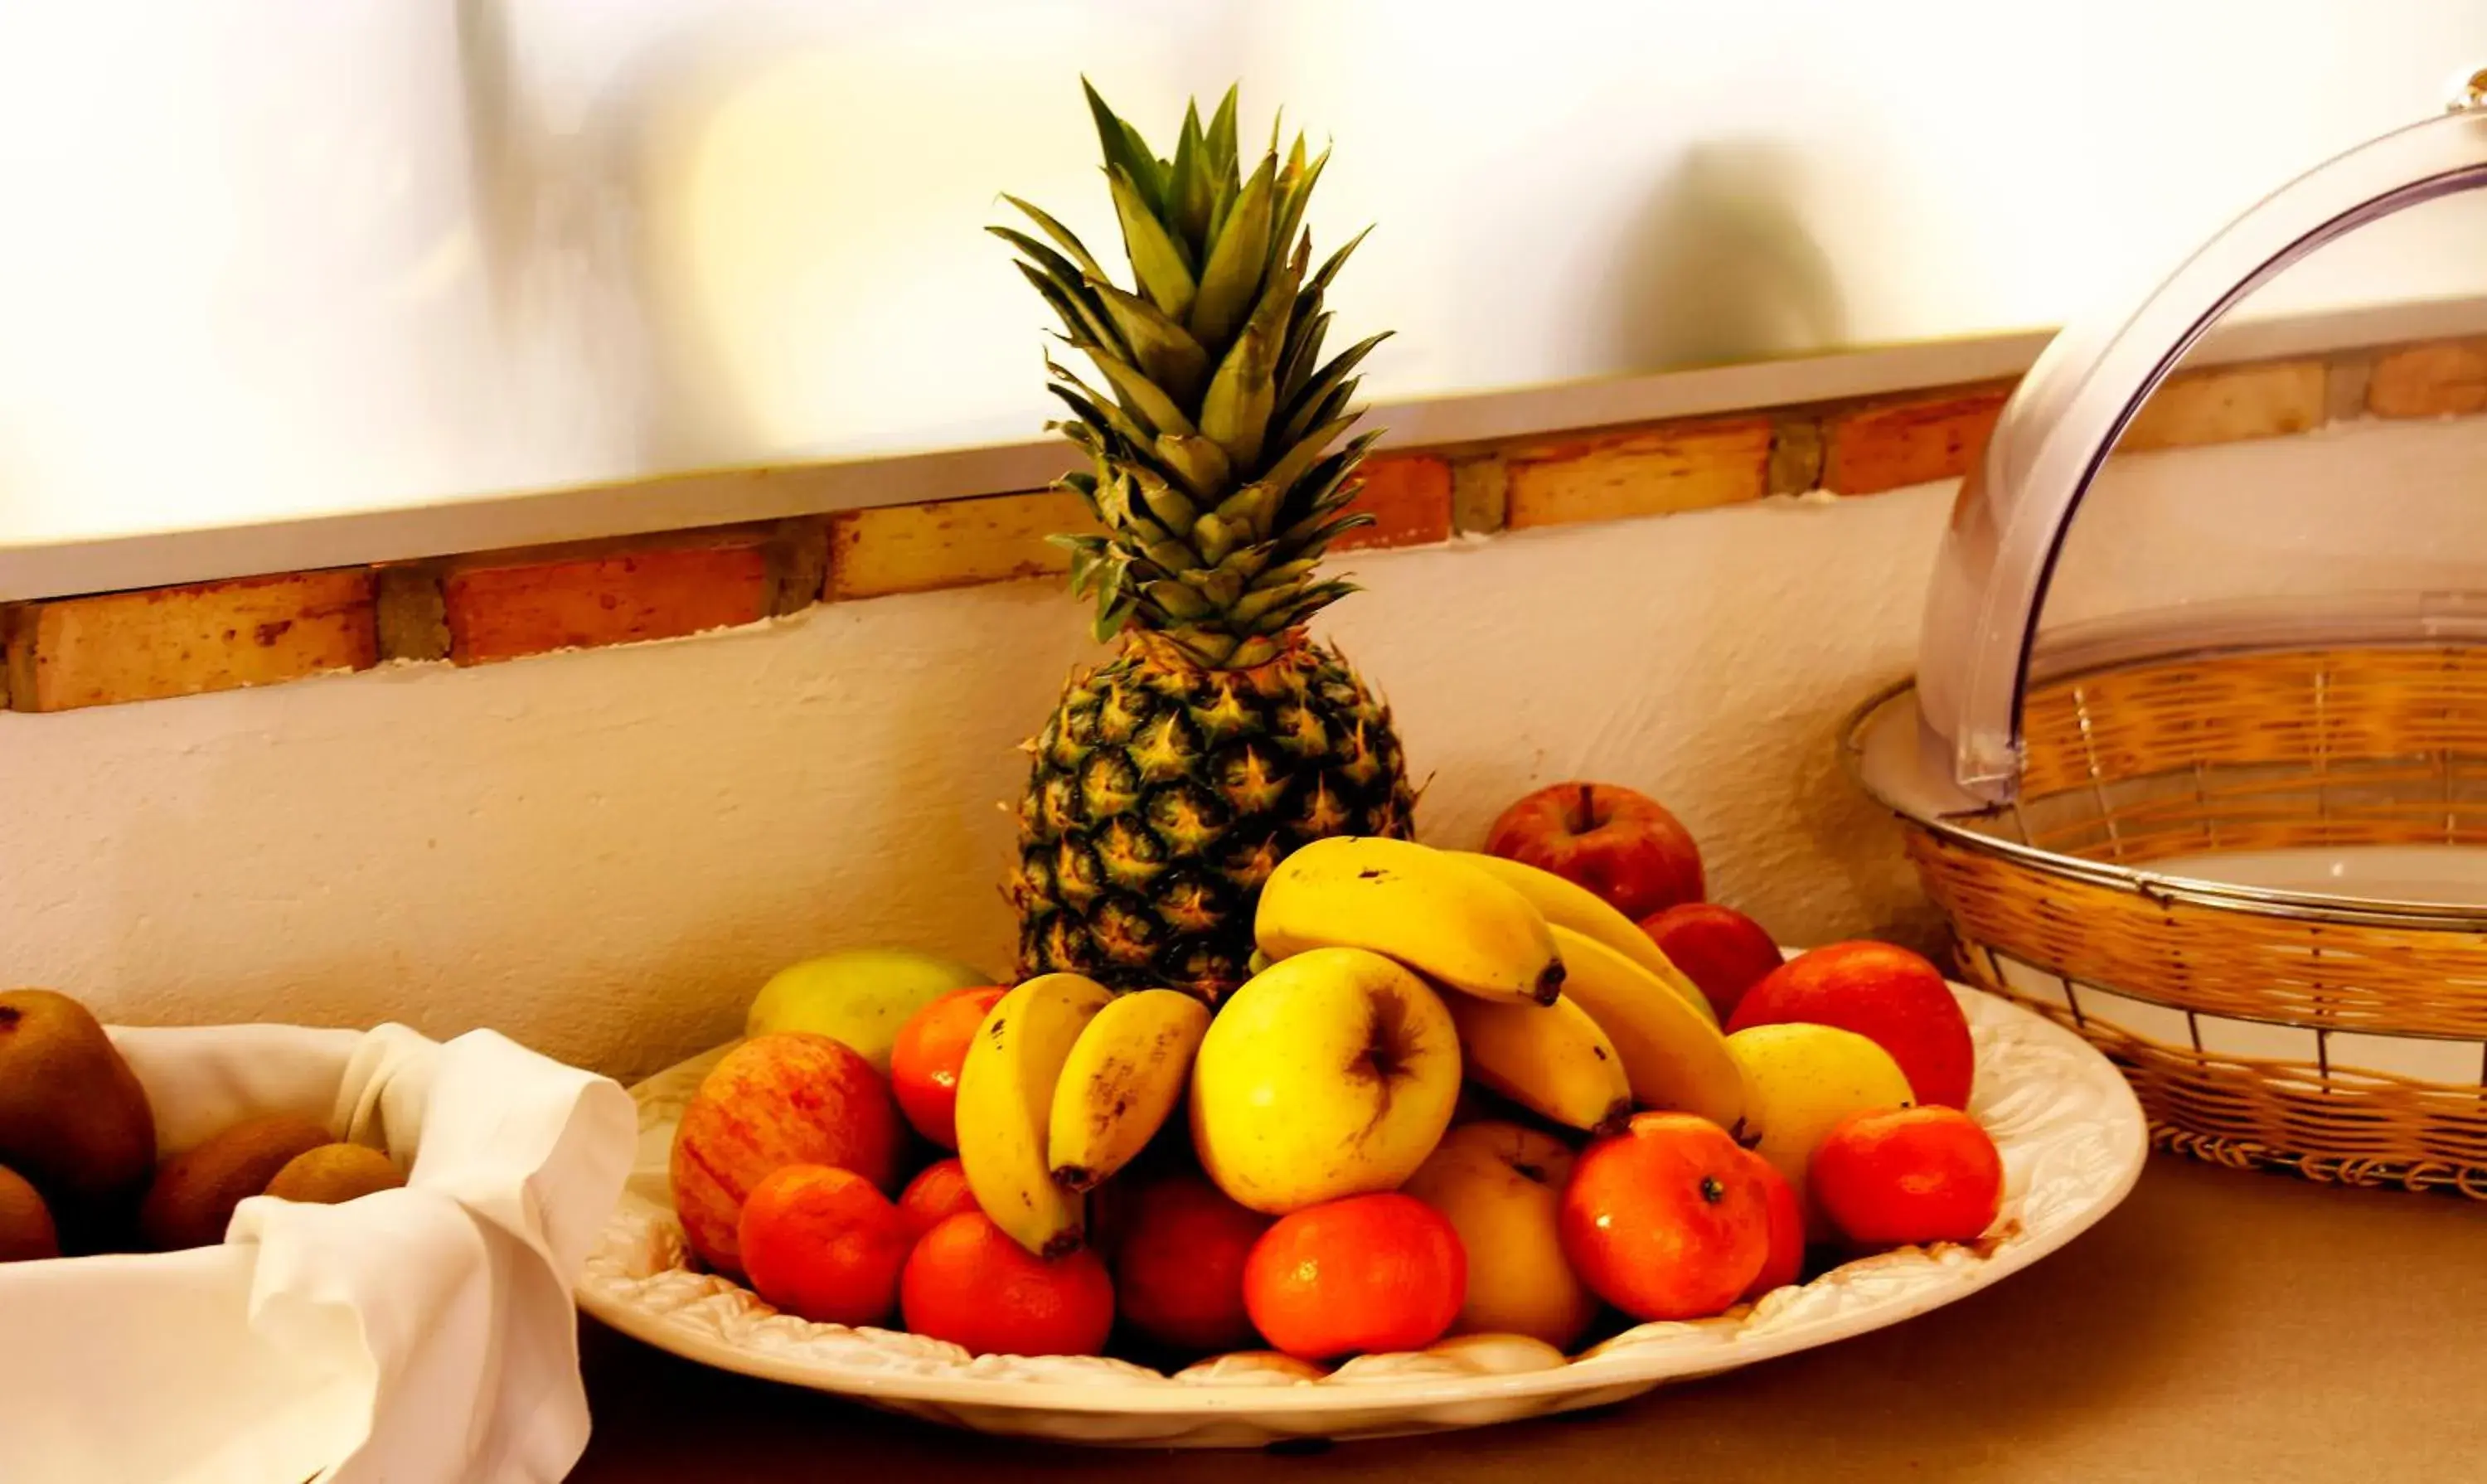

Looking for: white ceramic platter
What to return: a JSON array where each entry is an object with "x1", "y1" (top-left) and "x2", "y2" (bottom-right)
[{"x1": 578, "y1": 982, "x2": 2147, "y2": 1448}]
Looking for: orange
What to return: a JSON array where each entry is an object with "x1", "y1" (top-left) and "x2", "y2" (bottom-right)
[
  {"x1": 1558, "y1": 1112, "x2": 1769, "y2": 1322},
  {"x1": 889, "y1": 986, "x2": 1007, "y2": 1148},
  {"x1": 1113, "y1": 1174, "x2": 1273, "y2": 1354},
  {"x1": 899, "y1": 1211, "x2": 1114, "y2": 1357},
  {"x1": 1739, "y1": 1148, "x2": 1806, "y2": 1300},
  {"x1": 1241, "y1": 1192, "x2": 1465, "y2": 1361},
  {"x1": 736, "y1": 1165, "x2": 912, "y2": 1326},
  {"x1": 1811, "y1": 1105, "x2": 2003, "y2": 1247},
  {"x1": 895, "y1": 1157, "x2": 980, "y2": 1242}
]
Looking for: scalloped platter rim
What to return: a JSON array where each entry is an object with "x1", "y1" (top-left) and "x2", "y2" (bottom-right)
[{"x1": 578, "y1": 978, "x2": 2147, "y2": 1447}]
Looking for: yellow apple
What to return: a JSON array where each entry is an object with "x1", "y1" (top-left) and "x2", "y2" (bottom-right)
[
  {"x1": 1401, "y1": 1121, "x2": 1598, "y2": 1351},
  {"x1": 1725, "y1": 1022, "x2": 1916, "y2": 1235},
  {"x1": 745, "y1": 948, "x2": 993, "y2": 1071},
  {"x1": 1189, "y1": 947, "x2": 1460, "y2": 1215}
]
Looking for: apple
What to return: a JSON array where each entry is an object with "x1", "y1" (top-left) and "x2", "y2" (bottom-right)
[
  {"x1": 1112, "y1": 1174, "x2": 1272, "y2": 1353},
  {"x1": 1641, "y1": 903, "x2": 1783, "y2": 1022},
  {"x1": 1401, "y1": 1121, "x2": 1599, "y2": 1351},
  {"x1": 1724, "y1": 1023, "x2": 1915, "y2": 1238},
  {"x1": 1739, "y1": 1150, "x2": 1806, "y2": 1300},
  {"x1": 1728, "y1": 942, "x2": 1975, "y2": 1108},
  {"x1": 669, "y1": 1032, "x2": 906, "y2": 1275},
  {"x1": 1189, "y1": 946, "x2": 1461, "y2": 1215},
  {"x1": 745, "y1": 948, "x2": 994, "y2": 1073},
  {"x1": 1559, "y1": 1112, "x2": 1770, "y2": 1322},
  {"x1": 1486, "y1": 783, "x2": 1704, "y2": 921}
]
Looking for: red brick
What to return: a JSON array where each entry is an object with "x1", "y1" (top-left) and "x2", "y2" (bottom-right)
[
  {"x1": 1333, "y1": 455, "x2": 1454, "y2": 551},
  {"x1": 7, "y1": 569, "x2": 376, "y2": 711},
  {"x1": 444, "y1": 535, "x2": 773, "y2": 665},
  {"x1": 1823, "y1": 387, "x2": 2010, "y2": 495},
  {"x1": 2368, "y1": 339, "x2": 2487, "y2": 419}
]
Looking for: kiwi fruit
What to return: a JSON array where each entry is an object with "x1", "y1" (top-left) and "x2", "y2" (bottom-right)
[
  {"x1": 138, "y1": 1113, "x2": 332, "y2": 1251},
  {"x1": 0, "y1": 1164, "x2": 60, "y2": 1262},
  {"x1": 0, "y1": 989, "x2": 157, "y2": 1252},
  {"x1": 264, "y1": 1143, "x2": 404, "y2": 1206}
]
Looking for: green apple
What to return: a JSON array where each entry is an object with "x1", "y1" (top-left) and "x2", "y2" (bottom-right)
[
  {"x1": 745, "y1": 948, "x2": 996, "y2": 1071},
  {"x1": 1725, "y1": 1022, "x2": 1916, "y2": 1236}
]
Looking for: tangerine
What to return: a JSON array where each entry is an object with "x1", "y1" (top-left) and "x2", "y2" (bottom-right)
[
  {"x1": 899, "y1": 1210, "x2": 1113, "y2": 1357},
  {"x1": 1241, "y1": 1192, "x2": 1465, "y2": 1361},
  {"x1": 1811, "y1": 1105, "x2": 2003, "y2": 1247}
]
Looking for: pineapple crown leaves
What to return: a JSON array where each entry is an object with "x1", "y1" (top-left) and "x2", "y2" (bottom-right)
[{"x1": 993, "y1": 81, "x2": 1389, "y2": 670}]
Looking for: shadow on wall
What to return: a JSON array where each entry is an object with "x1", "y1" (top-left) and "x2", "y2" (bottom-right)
[{"x1": 1606, "y1": 139, "x2": 1850, "y2": 373}]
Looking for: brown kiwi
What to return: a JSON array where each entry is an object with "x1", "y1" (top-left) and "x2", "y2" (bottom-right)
[
  {"x1": 0, "y1": 989, "x2": 158, "y2": 1253},
  {"x1": 0, "y1": 1164, "x2": 60, "y2": 1262},
  {"x1": 264, "y1": 1143, "x2": 405, "y2": 1206},
  {"x1": 138, "y1": 1114, "x2": 332, "y2": 1251}
]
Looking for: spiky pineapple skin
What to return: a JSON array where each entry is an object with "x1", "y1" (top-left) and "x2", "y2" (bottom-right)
[{"x1": 1011, "y1": 633, "x2": 1415, "y2": 1002}]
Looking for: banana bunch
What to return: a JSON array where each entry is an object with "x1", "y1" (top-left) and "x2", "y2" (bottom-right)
[
  {"x1": 957, "y1": 977, "x2": 1211, "y2": 1256},
  {"x1": 1254, "y1": 837, "x2": 1752, "y2": 1140}
]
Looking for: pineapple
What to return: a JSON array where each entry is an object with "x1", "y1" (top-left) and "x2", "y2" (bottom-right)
[{"x1": 998, "y1": 84, "x2": 1417, "y2": 1002}]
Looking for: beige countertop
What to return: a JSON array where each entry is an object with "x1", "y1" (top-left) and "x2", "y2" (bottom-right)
[{"x1": 569, "y1": 1153, "x2": 2487, "y2": 1482}]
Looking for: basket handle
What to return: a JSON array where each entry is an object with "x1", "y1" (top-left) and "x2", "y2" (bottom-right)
[{"x1": 1914, "y1": 87, "x2": 2487, "y2": 809}]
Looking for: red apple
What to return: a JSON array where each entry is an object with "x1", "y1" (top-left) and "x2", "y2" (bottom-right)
[
  {"x1": 1486, "y1": 783, "x2": 1704, "y2": 920},
  {"x1": 1642, "y1": 903, "x2": 1784, "y2": 1022},
  {"x1": 1111, "y1": 1173, "x2": 1273, "y2": 1353},
  {"x1": 1727, "y1": 942, "x2": 1975, "y2": 1109},
  {"x1": 1738, "y1": 1149, "x2": 1806, "y2": 1301},
  {"x1": 670, "y1": 1032, "x2": 906, "y2": 1276}
]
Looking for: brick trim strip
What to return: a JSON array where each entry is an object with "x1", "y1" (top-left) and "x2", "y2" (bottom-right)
[{"x1": 0, "y1": 337, "x2": 2474, "y2": 711}]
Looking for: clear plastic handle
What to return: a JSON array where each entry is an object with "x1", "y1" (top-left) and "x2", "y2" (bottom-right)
[{"x1": 1916, "y1": 99, "x2": 2487, "y2": 808}]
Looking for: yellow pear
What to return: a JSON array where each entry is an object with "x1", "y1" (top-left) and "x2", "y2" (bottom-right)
[
  {"x1": 1726, "y1": 1023, "x2": 1916, "y2": 1237},
  {"x1": 1401, "y1": 1121, "x2": 1598, "y2": 1351}
]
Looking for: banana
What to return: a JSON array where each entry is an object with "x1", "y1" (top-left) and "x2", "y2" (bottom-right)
[
  {"x1": 1446, "y1": 993, "x2": 1633, "y2": 1135},
  {"x1": 1047, "y1": 988, "x2": 1212, "y2": 1192},
  {"x1": 1254, "y1": 837, "x2": 1564, "y2": 1006},
  {"x1": 1548, "y1": 924, "x2": 1749, "y2": 1137},
  {"x1": 1447, "y1": 851, "x2": 1721, "y2": 1027},
  {"x1": 954, "y1": 972, "x2": 1114, "y2": 1257}
]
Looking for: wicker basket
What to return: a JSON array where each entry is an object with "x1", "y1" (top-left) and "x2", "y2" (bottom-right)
[
  {"x1": 1851, "y1": 86, "x2": 2487, "y2": 1195},
  {"x1": 1849, "y1": 639, "x2": 2487, "y2": 1195}
]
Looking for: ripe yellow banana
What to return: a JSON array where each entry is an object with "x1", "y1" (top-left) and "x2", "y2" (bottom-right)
[
  {"x1": 1047, "y1": 988, "x2": 1211, "y2": 1192},
  {"x1": 1254, "y1": 837, "x2": 1563, "y2": 1006},
  {"x1": 1447, "y1": 851, "x2": 1720, "y2": 1027},
  {"x1": 1548, "y1": 924, "x2": 1750, "y2": 1137},
  {"x1": 955, "y1": 972, "x2": 1113, "y2": 1257},
  {"x1": 1446, "y1": 993, "x2": 1632, "y2": 1135}
]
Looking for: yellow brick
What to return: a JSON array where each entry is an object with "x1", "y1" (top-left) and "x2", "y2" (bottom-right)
[
  {"x1": 2119, "y1": 361, "x2": 2325, "y2": 452},
  {"x1": 8, "y1": 569, "x2": 377, "y2": 712},
  {"x1": 1504, "y1": 417, "x2": 1773, "y2": 530},
  {"x1": 827, "y1": 489, "x2": 1099, "y2": 601}
]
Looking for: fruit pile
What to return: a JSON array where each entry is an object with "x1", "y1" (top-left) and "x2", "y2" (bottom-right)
[
  {"x1": 667, "y1": 783, "x2": 2008, "y2": 1367},
  {"x1": 0, "y1": 990, "x2": 405, "y2": 1261}
]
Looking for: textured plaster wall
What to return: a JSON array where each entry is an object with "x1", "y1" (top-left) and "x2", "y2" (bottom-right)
[{"x1": 2, "y1": 418, "x2": 2477, "y2": 1079}]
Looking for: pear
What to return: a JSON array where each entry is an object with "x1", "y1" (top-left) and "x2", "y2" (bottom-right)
[{"x1": 0, "y1": 990, "x2": 155, "y2": 1252}]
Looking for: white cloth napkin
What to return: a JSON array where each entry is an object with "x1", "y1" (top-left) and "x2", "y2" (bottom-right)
[{"x1": 0, "y1": 1022, "x2": 636, "y2": 1484}]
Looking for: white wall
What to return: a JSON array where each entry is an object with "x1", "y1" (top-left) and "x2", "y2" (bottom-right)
[
  {"x1": 0, "y1": 1, "x2": 2480, "y2": 546},
  {"x1": 7, "y1": 415, "x2": 2479, "y2": 1079}
]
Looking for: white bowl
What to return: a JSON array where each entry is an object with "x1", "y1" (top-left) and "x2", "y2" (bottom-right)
[{"x1": 577, "y1": 981, "x2": 2145, "y2": 1447}]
